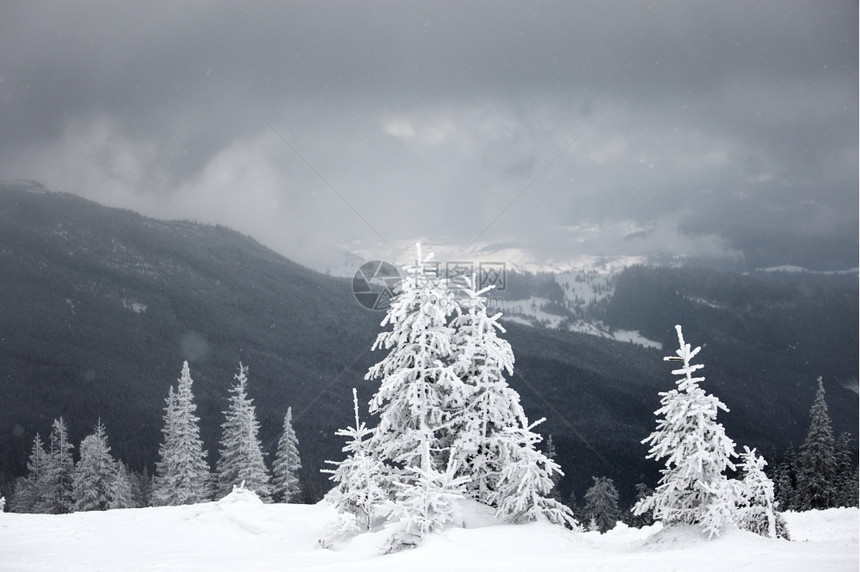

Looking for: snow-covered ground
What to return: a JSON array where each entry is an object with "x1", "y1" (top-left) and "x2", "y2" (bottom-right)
[{"x1": 1, "y1": 489, "x2": 856, "y2": 572}]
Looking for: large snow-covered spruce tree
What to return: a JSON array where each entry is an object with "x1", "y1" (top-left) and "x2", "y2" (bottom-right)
[
  {"x1": 336, "y1": 244, "x2": 573, "y2": 551},
  {"x1": 216, "y1": 363, "x2": 272, "y2": 501},
  {"x1": 73, "y1": 420, "x2": 117, "y2": 511},
  {"x1": 366, "y1": 245, "x2": 460, "y2": 476},
  {"x1": 797, "y1": 377, "x2": 837, "y2": 510},
  {"x1": 448, "y1": 275, "x2": 571, "y2": 525},
  {"x1": 152, "y1": 361, "x2": 212, "y2": 506},
  {"x1": 633, "y1": 325, "x2": 737, "y2": 538},
  {"x1": 364, "y1": 245, "x2": 467, "y2": 549},
  {"x1": 272, "y1": 407, "x2": 302, "y2": 503}
]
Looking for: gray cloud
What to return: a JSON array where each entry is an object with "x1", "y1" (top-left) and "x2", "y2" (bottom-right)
[{"x1": 1, "y1": 0, "x2": 856, "y2": 270}]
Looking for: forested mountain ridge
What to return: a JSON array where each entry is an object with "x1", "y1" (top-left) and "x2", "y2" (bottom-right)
[
  {"x1": 0, "y1": 181, "x2": 381, "y2": 495},
  {"x1": 0, "y1": 181, "x2": 856, "y2": 505}
]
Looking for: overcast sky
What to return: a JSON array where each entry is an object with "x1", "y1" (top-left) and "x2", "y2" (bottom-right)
[{"x1": 1, "y1": 1, "x2": 856, "y2": 271}]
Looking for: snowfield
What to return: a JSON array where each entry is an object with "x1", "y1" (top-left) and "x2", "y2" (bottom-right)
[{"x1": 1, "y1": 489, "x2": 856, "y2": 572}]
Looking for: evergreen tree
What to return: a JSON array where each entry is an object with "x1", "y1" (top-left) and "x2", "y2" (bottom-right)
[
  {"x1": 566, "y1": 489, "x2": 583, "y2": 523},
  {"x1": 41, "y1": 418, "x2": 75, "y2": 514},
  {"x1": 272, "y1": 407, "x2": 302, "y2": 503},
  {"x1": 73, "y1": 420, "x2": 117, "y2": 511},
  {"x1": 366, "y1": 245, "x2": 459, "y2": 475},
  {"x1": 447, "y1": 274, "x2": 572, "y2": 526},
  {"x1": 633, "y1": 325, "x2": 737, "y2": 538},
  {"x1": 10, "y1": 434, "x2": 48, "y2": 513},
  {"x1": 797, "y1": 378, "x2": 837, "y2": 510},
  {"x1": 834, "y1": 433, "x2": 858, "y2": 507},
  {"x1": 216, "y1": 363, "x2": 272, "y2": 501},
  {"x1": 134, "y1": 467, "x2": 153, "y2": 508},
  {"x1": 110, "y1": 463, "x2": 136, "y2": 509},
  {"x1": 625, "y1": 483, "x2": 655, "y2": 528},
  {"x1": 384, "y1": 443, "x2": 470, "y2": 554},
  {"x1": 774, "y1": 444, "x2": 799, "y2": 511},
  {"x1": 152, "y1": 361, "x2": 211, "y2": 506},
  {"x1": 365, "y1": 245, "x2": 465, "y2": 550},
  {"x1": 583, "y1": 476, "x2": 621, "y2": 533},
  {"x1": 323, "y1": 389, "x2": 388, "y2": 540},
  {"x1": 735, "y1": 447, "x2": 790, "y2": 539},
  {"x1": 489, "y1": 422, "x2": 574, "y2": 526},
  {"x1": 357, "y1": 245, "x2": 575, "y2": 551}
]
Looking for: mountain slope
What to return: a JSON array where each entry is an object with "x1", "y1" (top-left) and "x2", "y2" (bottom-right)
[{"x1": 0, "y1": 181, "x2": 856, "y2": 505}]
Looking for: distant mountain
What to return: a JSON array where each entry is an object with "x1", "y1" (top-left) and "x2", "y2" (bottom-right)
[{"x1": 0, "y1": 181, "x2": 856, "y2": 506}]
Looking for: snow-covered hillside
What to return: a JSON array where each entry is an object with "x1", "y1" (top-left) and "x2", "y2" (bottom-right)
[{"x1": 1, "y1": 489, "x2": 856, "y2": 572}]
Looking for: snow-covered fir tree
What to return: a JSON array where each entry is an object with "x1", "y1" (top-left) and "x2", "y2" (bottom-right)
[
  {"x1": 489, "y1": 422, "x2": 574, "y2": 526},
  {"x1": 364, "y1": 245, "x2": 465, "y2": 549},
  {"x1": 216, "y1": 363, "x2": 272, "y2": 501},
  {"x1": 73, "y1": 420, "x2": 117, "y2": 511},
  {"x1": 447, "y1": 274, "x2": 572, "y2": 526},
  {"x1": 41, "y1": 418, "x2": 75, "y2": 514},
  {"x1": 735, "y1": 446, "x2": 789, "y2": 539},
  {"x1": 633, "y1": 325, "x2": 737, "y2": 538},
  {"x1": 323, "y1": 389, "x2": 388, "y2": 541},
  {"x1": 152, "y1": 361, "x2": 211, "y2": 506},
  {"x1": 273, "y1": 407, "x2": 302, "y2": 503},
  {"x1": 583, "y1": 476, "x2": 620, "y2": 533},
  {"x1": 366, "y1": 245, "x2": 459, "y2": 473},
  {"x1": 341, "y1": 244, "x2": 576, "y2": 551},
  {"x1": 383, "y1": 442, "x2": 470, "y2": 554},
  {"x1": 797, "y1": 378, "x2": 837, "y2": 510},
  {"x1": 10, "y1": 433, "x2": 48, "y2": 513},
  {"x1": 110, "y1": 462, "x2": 136, "y2": 509}
]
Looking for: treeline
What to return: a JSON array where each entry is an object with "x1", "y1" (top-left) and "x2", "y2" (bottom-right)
[{"x1": 8, "y1": 361, "x2": 303, "y2": 513}]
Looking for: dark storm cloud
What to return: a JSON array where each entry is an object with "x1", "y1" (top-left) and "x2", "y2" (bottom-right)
[{"x1": 1, "y1": 1, "x2": 856, "y2": 270}]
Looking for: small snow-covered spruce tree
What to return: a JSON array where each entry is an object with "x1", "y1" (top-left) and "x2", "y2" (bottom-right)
[
  {"x1": 735, "y1": 447, "x2": 789, "y2": 539},
  {"x1": 633, "y1": 325, "x2": 737, "y2": 538},
  {"x1": 152, "y1": 361, "x2": 212, "y2": 506},
  {"x1": 322, "y1": 388, "x2": 388, "y2": 542},
  {"x1": 272, "y1": 407, "x2": 302, "y2": 503},
  {"x1": 216, "y1": 363, "x2": 272, "y2": 501},
  {"x1": 448, "y1": 274, "x2": 574, "y2": 527},
  {"x1": 73, "y1": 420, "x2": 117, "y2": 511},
  {"x1": 110, "y1": 462, "x2": 136, "y2": 509},
  {"x1": 41, "y1": 418, "x2": 75, "y2": 514},
  {"x1": 384, "y1": 441, "x2": 470, "y2": 554},
  {"x1": 797, "y1": 377, "x2": 837, "y2": 510},
  {"x1": 583, "y1": 476, "x2": 621, "y2": 533},
  {"x1": 11, "y1": 434, "x2": 48, "y2": 513}
]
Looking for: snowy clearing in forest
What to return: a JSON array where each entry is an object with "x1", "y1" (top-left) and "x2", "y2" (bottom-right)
[{"x1": 0, "y1": 489, "x2": 856, "y2": 572}]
